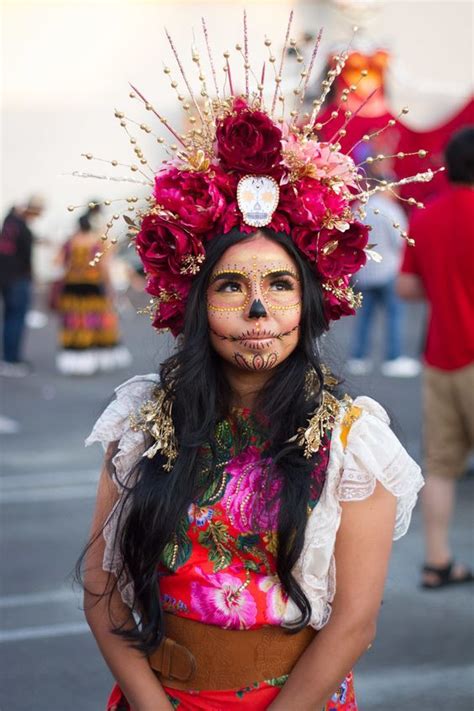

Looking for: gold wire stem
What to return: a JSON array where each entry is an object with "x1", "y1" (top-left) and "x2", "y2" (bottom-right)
[
  {"x1": 350, "y1": 166, "x2": 445, "y2": 202},
  {"x1": 80, "y1": 153, "x2": 153, "y2": 183},
  {"x1": 259, "y1": 62, "x2": 266, "y2": 103},
  {"x1": 201, "y1": 17, "x2": 220, "y2": 99},
  {"x1": 348, "y1": 107, "x2": 408, "y2": 156},
  {"x1": 291, "y1": 27, "x2": 323, "y2": 127},
  {"x1": 165, "y1": 28, "x2": 205, "y2": 126},
  {"x1": 67, "y1": 171, "x2": 152, "y2": 189},
  {"x1": 243, "y1": 9, "x2": 249, "y2": 99},
  {"x1": 327, "y1": 87, "x2": 379, "y2": 144},
  {"x1": 357, "y1": 148, "x2": 429, "y2": 166},
  {"x1": 271, "y1": 9, "x2": 293, "y2": 115},
  {"x1": 129, "y1": 82, "x2": 187, "y2": 147},
  {"x1": 118, "y1": 111, "x2": 165, "y2": 145}
]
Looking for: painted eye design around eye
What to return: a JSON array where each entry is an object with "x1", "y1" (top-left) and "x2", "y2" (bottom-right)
[
  {"x1": 269, "y1": 278, "x2": 294, "y2": 291},
  {"x1": 216, "y1": 280, "x2": 243, "y2": 293}
]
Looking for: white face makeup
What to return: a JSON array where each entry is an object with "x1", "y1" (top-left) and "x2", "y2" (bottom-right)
[{"x1": 207, "y1": 234, "x2": 302, "y2": 372}]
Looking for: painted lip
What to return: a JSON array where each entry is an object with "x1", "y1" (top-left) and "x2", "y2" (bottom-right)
[
  {"x1": 239, "y1": 335, "x2": 275, "y2": 341},
  {"x1": 237, "y1": 330, "x2": 278, "y2": 341}
]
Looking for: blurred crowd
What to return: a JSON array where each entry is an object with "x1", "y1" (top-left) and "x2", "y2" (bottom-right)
[{"x1": 0, "y1": 198, "x2": 137, "y2": 378}]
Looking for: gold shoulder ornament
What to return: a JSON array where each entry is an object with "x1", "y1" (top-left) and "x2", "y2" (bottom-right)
[
  {"x1": 129, "y1": 387, "x2": 178, "y2": 471},
  {"x1": 130, "y1": 385, "x2": 354, "y2": 470},
  {"x1": 290, "y1": 391, "x2": 353, "y2": 458}
]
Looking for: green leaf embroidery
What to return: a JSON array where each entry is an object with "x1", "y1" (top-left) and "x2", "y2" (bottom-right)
[
  {"x1": 198, "y1": 521, "x2": 232, "y2": 572},
  {"x1": 236, "y1": 533, "x2": 261, "y2": 551},
  {"x1": 162, "y1": 515, "x2": 191, "y2": 571},
  {"x1": 243, "y1": 559, "x2": 260, "y2": 573},
  {"x1": 266, "y1": 674, "x2": 288, "y2": 687}
]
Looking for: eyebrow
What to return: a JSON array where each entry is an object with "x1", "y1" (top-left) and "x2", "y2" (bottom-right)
[
  {"x1": 210, "y1": 270, "x2": 249, "y2": 284},
  {"x1": 262, "y1": 269, "x2": 299, "y2": 279}
]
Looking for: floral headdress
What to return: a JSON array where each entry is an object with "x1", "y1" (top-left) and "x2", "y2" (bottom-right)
[{"x1": 70, "y1": 13, "x2": 442, "y2": 336}]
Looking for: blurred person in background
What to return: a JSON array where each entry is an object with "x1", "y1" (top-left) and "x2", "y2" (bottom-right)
[
  {"x1": 55, "y1": 205, "x2": 131, "y2": 376},
  {"x1": 347, "y1": 165, "x2": 420, "y2": 377},
  {"x1": 0, "y1": 195, "x2": 46, "y2": 377},
  {"x1": 397, "y1": 126, "x2": 474, "y2": 589}
]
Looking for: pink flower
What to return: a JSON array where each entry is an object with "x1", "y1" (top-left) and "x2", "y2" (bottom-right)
[
  {"x1": 216, "y1": 98, "x2": 283, "y2": 175},
  {"x1": 311, "y1": 143, "x2": 358, "y2": 189},
  {"x1": 258, "y1": 575, "x2": 287, "y2": 624},
  {"x1": 281, "y1": 133, "x2": 358, "y2": 189},
  {"x1": 153, "y1": 166, "x2": 229, "y2": 238},
  {"x1": 191, "y1": 567, "x2": 257, "y2": 629},
  {"x1": 222, "y1": 446, "x2": 281, "y2": 533}
]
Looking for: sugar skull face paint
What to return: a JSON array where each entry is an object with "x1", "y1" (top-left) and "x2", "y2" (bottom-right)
[{"x1": 207, "y1": 234, "x2": 302, "y2": 372}]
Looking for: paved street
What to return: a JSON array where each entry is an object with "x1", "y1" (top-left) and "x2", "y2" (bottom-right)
[{"x1": 1, "y1": 293, "x2": 473, "y2": 711}]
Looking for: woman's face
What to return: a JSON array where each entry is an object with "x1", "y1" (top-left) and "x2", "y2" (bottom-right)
[{"x1": 207, "y1": 234, "x2": 302, "y2": 372}]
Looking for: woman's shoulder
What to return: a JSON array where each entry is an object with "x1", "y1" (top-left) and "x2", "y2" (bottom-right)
[
  {"x1": 328, "y1": 393, "x2": 424, "y2": 540},
  {"x1": 85, "y1": 374, "x2": 161, "y2": 479}
]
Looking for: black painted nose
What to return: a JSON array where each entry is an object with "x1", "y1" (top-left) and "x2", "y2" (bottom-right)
[{"x1": 249, "y1": 299, "x2": 267, "y2": 319}]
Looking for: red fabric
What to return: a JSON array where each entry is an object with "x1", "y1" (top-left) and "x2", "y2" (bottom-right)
[
  {"x1": 400, "y1": 186, "x2": 474, "y2": 370},
  {"x1": 106, "y1": 672, "x2": 358, "y2": 710},
  {"x1": 396, "y1": 98, "x2": 474, "y2": 204},
  {"x1": 317, "y1": 97, "x2": 474, "y2": 205}
]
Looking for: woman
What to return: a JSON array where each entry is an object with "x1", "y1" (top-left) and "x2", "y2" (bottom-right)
[
  {"x1": 55, "y1": 208, "x2": 131, "y2": 375},
  {"x1": 78, "y1": 20, "x2": 430, "y2": 708},
  {"x1": 82, "y1": 226, "x2": 422, "y2": 710}
]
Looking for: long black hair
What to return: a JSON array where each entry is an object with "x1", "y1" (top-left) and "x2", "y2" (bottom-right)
[{"x1": 79, "y1": 229, "x2": 331, "y2": 653}]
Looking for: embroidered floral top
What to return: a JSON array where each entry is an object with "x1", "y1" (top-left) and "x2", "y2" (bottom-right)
[
  {"x1": 156, "y1": 409, "x2": 330, "y2": 630},
  {"x1": 86, "y1": 374, "x2": 424, "y2": 631}
]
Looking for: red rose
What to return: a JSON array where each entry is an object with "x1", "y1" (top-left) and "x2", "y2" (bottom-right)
[
  {"x1": 153, "y1": 167, "x2": 228, "y2": 237},
  {"x1": 279, "y1": 179, "x2": 348, "y2": 230},
  {"x1": 323, "y1": 276, "x2": 357, "y2": 321},
  {"x1": 152, "y1": 297, "x2": 186, "y2": 337},
  {"x1": 291, "y1": 225, "x2": 319, "y2": 261},
  {"x1": 316, "y1": 221, "x2": 369, "y2": 279},
  {"x1": 136, "y1": 213, "x2": 205, "y2": 278},
  {"x1": 216, "y1": 99, "x2": 282, "y2": 174},
  {"x1": 147, "y1": 274, "x2": 191, "y2": 337}
]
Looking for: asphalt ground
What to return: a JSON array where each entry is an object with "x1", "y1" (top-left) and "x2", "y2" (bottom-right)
[{"x1": 1, "y1": 290, "x2": 473, "y2": 711}]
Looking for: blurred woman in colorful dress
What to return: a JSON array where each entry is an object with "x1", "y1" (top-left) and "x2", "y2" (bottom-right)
[{"x1": 55, "y1": 208, "x2": 131, "y2": 375}]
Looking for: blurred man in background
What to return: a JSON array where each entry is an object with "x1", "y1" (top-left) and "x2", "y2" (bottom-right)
[
  {"x1": 397, "y1": 127, "x2": 474, "y2": 588},
  {"x1": 348, "y1": 164, "x2": 420, "y2": 377},
  {"x1": 0, "y1": 195, "x2": 45, "y2": 377}
]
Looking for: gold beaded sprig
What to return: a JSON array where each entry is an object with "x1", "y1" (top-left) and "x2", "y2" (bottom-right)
[
  {"x1": 289, "y1": 390, "x2": 343, "y2": 458},
  {"x1": 130, "y1": 387, "x2": 178, "y2": 471}
]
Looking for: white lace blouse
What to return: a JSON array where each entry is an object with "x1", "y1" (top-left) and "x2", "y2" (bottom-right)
[{"x1": 86, "y1": 374, "x2": 423, "y2": 630}]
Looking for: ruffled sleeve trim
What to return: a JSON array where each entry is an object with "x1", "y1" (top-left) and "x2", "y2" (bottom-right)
[
  {"x1": 339, "y1": 396, "x2": 424, "y2": 540},
  {"x1": 286, "y1": 395, "x2": 423, "y2": 630},
  {"x1": 85, "y1": 374, "x2": 160, "y2": 608},
  {"x1": 85, "y1": 373, "x2": 160, "y2": 490}
]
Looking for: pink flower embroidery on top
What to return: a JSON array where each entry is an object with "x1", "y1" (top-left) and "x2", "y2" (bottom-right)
[
  {"x1": 258, "y1": 575, "x2": 287, "y2": 624},
  {"x1": 190, "y1": 567, "x2": 257, "y2": 629},
  {"x1": 222, "y1": 446, "x2": 281, "y2": 533}
]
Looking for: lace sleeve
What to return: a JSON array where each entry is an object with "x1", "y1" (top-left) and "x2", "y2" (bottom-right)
[
  {"x1": 338, "y1": 396, "x2": 424, "y2": 540},
  {"x1": 286, "y1": 395, "x2": 424, "y2": 631},
  {"x1": 85, "y1": 374, "x2": 160, "y2": 490},
  {"x1": 85, "y1": 373, "x2": 160, "y2": 607}
]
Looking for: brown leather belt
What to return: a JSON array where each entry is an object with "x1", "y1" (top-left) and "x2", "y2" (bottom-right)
[{"x1": 149, "y1": 612, "x2": 316, "y2": 691}]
